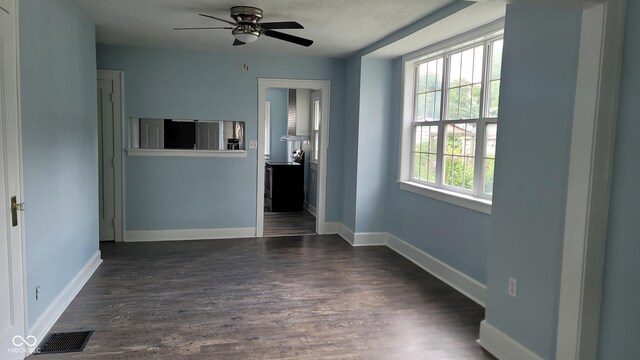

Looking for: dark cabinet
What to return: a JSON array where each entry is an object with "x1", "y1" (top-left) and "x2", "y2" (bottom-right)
[{"x1": 265, "y1": 163, "x2": 304, "y2": 212}]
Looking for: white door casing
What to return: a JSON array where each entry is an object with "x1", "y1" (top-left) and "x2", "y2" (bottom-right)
[
  {"x1": 0, "y1": 0, "x2": 27, "y2": 357},
  {"x1": 256, "y1": 79, "x2": 331, "y2": 237},
  {"x1": 97, "y1": 70, "x2": 123, "y2": 242}
]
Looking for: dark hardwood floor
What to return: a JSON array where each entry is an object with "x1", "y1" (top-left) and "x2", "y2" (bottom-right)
[
  {"x1": 30, "y1": 235, "x2": 495, "y2": 359},
  {"x1": 263, "y1": 210, "x2": 316, "y2": 237}
]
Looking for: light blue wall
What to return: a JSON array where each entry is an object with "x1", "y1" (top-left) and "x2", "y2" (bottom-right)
[
  {"x1": 20, "y1": 0, "x2": 99, "y2": 328},
  {"x1": 97, "y1": 45, "x2": 344, "y2": 230},
  {"x1": 340, "y1": 56, "x2": 361, "y2": 231},
  {"x1": 354, "y1": 58, "x2": 393, "y2": 233},
  {"x1": 266, "y1": 88, "x2": 288, "y2": 162},
  {"x1": 597, "y1": 0, "x2": 640, "y2": 357},
  {"x1": 484, "y1": 4, "x2": 581, "y2": 359}
]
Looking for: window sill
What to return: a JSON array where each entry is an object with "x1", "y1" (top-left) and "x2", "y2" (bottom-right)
[
  {"x1": 126, "y1": 149, "x2": 247, "y2": 158},
  {"x1": 398, "y1": 180, "x2": 492, "y2": 214}
]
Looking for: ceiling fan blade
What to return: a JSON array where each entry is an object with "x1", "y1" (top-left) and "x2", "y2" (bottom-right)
[
  {"x1": 263, "y1": 30, "x2": 313, "y2": 47},
  {"x1": 259, "y1": 21, "x2": 304, "y2": 30},
  {"x1": 198, "y1": 13, "x2": 237, "y2": 26},
  {"x1": 174, "y1": 27, "x2": 233, "y2": 30},
  {"x1": 233, "y1": 39, "x2": 246, "y2": 46}
]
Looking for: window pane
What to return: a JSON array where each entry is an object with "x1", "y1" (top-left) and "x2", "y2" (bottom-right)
[
  {"x1": 444, "y1": 122, "x2": 476, "y2": 190},
  {"x1": 425, "y1": 92, "x2": 435, "y2": 121},
  {"x1": 471, "y1": 84, "x2": 481, "y2": 118},
  {"x1": 491, "y1": 39, "x2": 503, "y2": 81},
  {"x1": 473, "y1": 45, "x2": 484, "y2": 83},
  {"x1": 313, "y1": 99, "x2": 320, "y2": 130},
  {"x1": 483, "y1": 158, "x2": 495, "y2": 195},
  {"x1": 434, "y1": 91, "x2": 442, "y2": 120},
  {"x1": 460, "y1": 48, "x2": 474, "y2": 86},
  {"x1": 418, "y1": 63, "x2": 427, "y2": 92},
  {"x1": 488, "y1": 80, "x2": 500, "y2": 118},
  {"x1": 447, "y1": 88, "x2": 459, "y2": 120},
  {"x1": 485, "y1": 123, "x2": 497, "y2": 157},
  {"x1": 314, "y1": 132, "x2": 319, "y2": 160},
  {"x1": 459, "y1": 85, "x2": 472, "y2": 119},
  {"x1": 449, "y1": 52, "x2": 461, "y2": 86},
  {"x1": 416, "y1": 93, "x2": 426, "y2": 121},
  {"x1": 412, "y1": 125, "x2": 438, "y2": 184}
]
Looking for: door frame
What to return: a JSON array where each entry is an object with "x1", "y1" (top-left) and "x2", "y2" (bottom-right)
[
  {"x1": 256, "y1": 78, "x2": 331, "y2": 237},
  {"x1": 556, "y1": 0, "x2": 626, "y2": 359},
  {"x1": 97, "y1": 70, "x2": 125, "y2": 242},
  {"x1": 3, "y1": 0, "x2": 27, "y2": 354}
]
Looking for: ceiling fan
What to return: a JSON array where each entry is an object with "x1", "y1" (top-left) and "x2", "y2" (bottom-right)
[{"x1": 174, "y1": 6, "x2": 313, "y2": 47}]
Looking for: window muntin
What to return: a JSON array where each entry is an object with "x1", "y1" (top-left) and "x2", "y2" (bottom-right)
[{"x1": 407, "y1": 33, "x2": 503, "y2": 200}]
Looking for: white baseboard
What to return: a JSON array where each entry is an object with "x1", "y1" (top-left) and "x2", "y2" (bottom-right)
[
  {"x1": 306, "y1": 204, "x2": 317, "y2": 217},
  {"x1": 386, "y1": 233, "x2": 486, "y2": 307},
  {"x1": 124, "y1": 227, "x2": 256, "y2": 242},
  {"x1": 328, "y1": 223, "x2": 486, "y2": 307},
  {"x1": 478, "y1": 321, "x2": 543, "y2": 360},
  {"x1": 353, "y1": 232, "x2": 388, "y2": 246},
  {"x1": 28, "y1": 251, "x2": 102, "y2": 353}
]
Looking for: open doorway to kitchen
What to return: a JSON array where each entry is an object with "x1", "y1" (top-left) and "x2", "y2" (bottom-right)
[{"x1": 257, "y1": 79, "x2": 330, "y2": 238}]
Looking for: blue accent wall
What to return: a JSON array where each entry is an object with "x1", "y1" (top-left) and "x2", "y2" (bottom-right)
[
  {"x1": 97, "y1": 45, "x2": 344, "y2": 230},
  {"x1": 484, "y1": 4, "x2": 581, "y2": 359},
  {"x1": 266, "y1": 88, "x2": 288, "y2": 162},
  {"x1": 340, "y1": 56, "x2": 361, "y2": 231},
  {"x1": 598, "y1": 0, "x2": 640, "y2": 357},
  {"x1": 354, "y1": 58, "x2": 393, "y2": 233},
  {"x1": 20, "y1": 0, "x2": 99, "y2": 328}
]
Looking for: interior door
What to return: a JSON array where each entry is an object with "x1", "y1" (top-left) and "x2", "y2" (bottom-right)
[
  {"x1": 97, "y1": 78, "x2": 116, "y2": 241},
  {"x1": 0, "y1": 0, "x2": 27, "y2": 357}
]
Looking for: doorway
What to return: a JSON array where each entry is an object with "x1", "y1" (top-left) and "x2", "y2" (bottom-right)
[
  {"x1": 256, "y1": 79, "x2": 331, "y2": 237},
  {"x1": 97, "y1": 70, "x2": 124, "y2": 242},
  {"x1": 0, "y1": 0, "x2": 27, "y2": 357}
]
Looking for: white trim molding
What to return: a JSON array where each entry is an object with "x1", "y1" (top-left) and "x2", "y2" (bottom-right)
[
  {"x1": 386, "y1": 233, "x2": 486, "y2": 307},
  {"x1": 256, "y1": 78, "x2": 331, "y2": 237},
  {"x1": 353, "y1": 232, "x2": 388, "y2": 247},
  {"x1": 327, "y1": 223, "x2": 486, "y2": 307},
  {"x1": 479, "y1": 321, "x2": 544, "y2": 360},
  {"x1": 28, "y1": 251, "x2": 102, "y2": 354},
  {"x1": 306, "y1": 204, "x2": 317, "y2": 217},
  {"x1": 124, "y1": 227, "x2": 256, "y2": 242},
  {"x1": 556, "y1": 1, "x2": 625, "y2": 359},
  {"x1": 399, "y1": 181, "x2": 492, "y2": 214},
  {"x1": 126, "y1": 149, "x2": 247, "y2": 157}
]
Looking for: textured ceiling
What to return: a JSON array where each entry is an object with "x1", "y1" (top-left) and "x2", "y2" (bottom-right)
[{"x1": 72, "y1": 0, "x2": 460, "y2": 57}]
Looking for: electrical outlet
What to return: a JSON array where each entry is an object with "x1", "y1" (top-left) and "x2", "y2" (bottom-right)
[
  {"x1": 35, "y1": 286, "x2": 40, "y2": 301},
  {"x1": 508, "y1": 277, "x2": 517, "y2": 297},
  {"x1": 249, "y1": 140, "x2": 258, "y2": 150}
]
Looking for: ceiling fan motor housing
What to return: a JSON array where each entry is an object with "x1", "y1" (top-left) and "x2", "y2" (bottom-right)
[{"x1": 230, "y1": 6, "x2": 263, "y2": 25}]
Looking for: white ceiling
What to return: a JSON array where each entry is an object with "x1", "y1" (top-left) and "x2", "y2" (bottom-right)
[
  {"x1": 368, "y1": 2, "x2": 506, "y2": 58},
  {"x1": 72, "y1": 0, "x2": 465, "y2": 57}
]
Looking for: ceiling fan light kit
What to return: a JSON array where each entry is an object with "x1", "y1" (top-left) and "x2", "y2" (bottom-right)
[{"x1": 175, "y1": 6, "x2": 313, "y2": 47}]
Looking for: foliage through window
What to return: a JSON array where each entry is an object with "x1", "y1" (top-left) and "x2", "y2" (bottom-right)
[{"x1": 407, "y1": 30, "x2": 503, "y2": 200}]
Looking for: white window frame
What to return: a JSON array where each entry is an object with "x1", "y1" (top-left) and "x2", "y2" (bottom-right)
[
  {"x1": 399, "y1": 20, "x2": 504, "y2": 214},
  {"x1": 264, "y1": 101, "x2": 271, "y2": 158},
  {"x1": 311, "y1": 96, "x2": 321, "y2": 163}
]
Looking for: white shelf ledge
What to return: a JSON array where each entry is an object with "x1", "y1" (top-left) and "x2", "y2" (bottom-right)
[
  {"x1": 126, "y1": 148, "x2": 247, "y2": 158},
  {"x1": 399, "y1": 180, "x2": 492, "y2": 214}
]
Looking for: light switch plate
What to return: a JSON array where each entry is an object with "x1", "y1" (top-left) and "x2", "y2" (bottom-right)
[{"x1": 249, "y1": 140, "x2": 258, "y2": 150}]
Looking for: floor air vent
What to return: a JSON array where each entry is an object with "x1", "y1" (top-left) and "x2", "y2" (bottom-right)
[{"x1": 35, "y1": 330, "x2": 93, "y2": 355}]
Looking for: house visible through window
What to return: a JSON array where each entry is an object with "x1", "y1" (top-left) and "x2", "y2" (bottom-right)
[{"x1": 401, "y1": 23, "x2": 503, "y2": 205}]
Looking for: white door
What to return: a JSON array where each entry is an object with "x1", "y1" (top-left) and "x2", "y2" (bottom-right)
[
  {"x1": 0, "y1": 0, "x2": 27, "y2": 357},
  {"x1": 97, "y1": 71, "x2": 122, "y2": 241}
]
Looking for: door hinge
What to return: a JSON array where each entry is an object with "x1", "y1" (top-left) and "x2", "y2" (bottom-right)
[
  {"x1": 112, "y1": 218, "x2": 116, "y2": 228},
  {"x1": 112, "y1": 158, "x2": 116, "y2": 168},
  {"x1": 10, "y1": 196, "x2": 25, "y2": 227},
  {"x1": 109, "y1": 93, "x2": 114, "y2": 103}
]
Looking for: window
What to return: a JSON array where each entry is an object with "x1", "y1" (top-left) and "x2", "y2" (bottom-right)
[
  {"x1": 401, "y1": 23, "x2": 503, "y2": 209},
  {"x1": 265, "y1": 101, "x2": 271, "y2": 156},
  {"x1": 311, "y1": 97, "x2": 320, "y2": 162}
]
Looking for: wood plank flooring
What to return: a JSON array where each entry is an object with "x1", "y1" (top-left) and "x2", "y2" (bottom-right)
[
  {"x1": 29, "y1": 235, "x2": 495, "y2": 360},
  {"x1": 263, "y1": 210, "x2": 316, "y2": 237}
]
